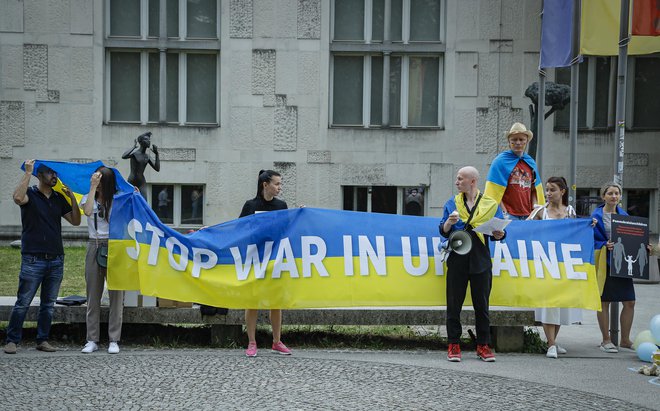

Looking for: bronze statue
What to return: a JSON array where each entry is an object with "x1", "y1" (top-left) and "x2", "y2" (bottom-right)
[
  {"x1": 122, "y1": 132, "x2": 160, "y2": 197},
  {"x1": 524, "y1": 81, "x2": 571, "y2": 159}
]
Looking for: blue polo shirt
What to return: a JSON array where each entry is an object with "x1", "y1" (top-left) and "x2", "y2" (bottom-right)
[{"x1": 20, "y1": 186, "x2": 72, "y2": 256}]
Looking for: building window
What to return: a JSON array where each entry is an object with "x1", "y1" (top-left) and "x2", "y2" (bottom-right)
[
  {"x1": 105, "y1": 0, "x2": 220, "y2": 126},
  {"x1": 629, "y1": 56, "x2": 660, "y2": 130},
  {"x1": 150, "y1": 184, "x2": 205, "y2": 226},
  {"x1": 624, "y1": 189, "x2": 651, "y2": 218},
  {"x1": 555, "y1": 56, "x2": 660, "y2": 131},
  {"x1": 343, "y1": 185, "x2": 426, "y2": 216},
  {"x1": 576, "y1": 188, "x2": 656, "y2": 232},
  {"x1": 555, "y1": 57, "x2": 614, "y2": 130},
  {"x1": 575, "y1": 188, "x2": 601, "y2": 217},
  {"x1": 330, "y1": 0, "x2": 445, "y2": 128}
]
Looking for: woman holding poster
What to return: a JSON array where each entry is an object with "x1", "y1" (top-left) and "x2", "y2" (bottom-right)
[
  {"x1": 591, "y1": 182, "x2": 634, "y2": 353},
  {"x1": 528, "y1": 177, "x2": 581, "y2": 358},
  {"x1": 239, "y1": 170, "x2": 292, "y2": 357}
]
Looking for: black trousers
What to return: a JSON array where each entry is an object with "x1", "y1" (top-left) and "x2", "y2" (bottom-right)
[{"x1": 446, "y1": 267, "x2": 492, "y2": 345}]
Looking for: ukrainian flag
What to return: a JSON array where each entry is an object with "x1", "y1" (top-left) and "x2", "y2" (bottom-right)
[
  {"x1": 22, "y1": 160, "x2": 134, "y2": 210},
  {"x1": 484, "y1": 151, "x2": 545, "y2": 208}
]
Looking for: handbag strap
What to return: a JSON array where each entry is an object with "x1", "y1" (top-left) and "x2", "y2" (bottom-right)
[
  {"x1": 93, "y1": 200, "x2": 100, "y2": 249},
  {"x1": 464, "y1": 193, "x2": 483, "y2": 229}
]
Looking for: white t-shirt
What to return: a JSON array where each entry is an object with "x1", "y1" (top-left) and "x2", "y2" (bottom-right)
[{"x1": 80, "y1": 194, "x2": 109, "y2": 239}]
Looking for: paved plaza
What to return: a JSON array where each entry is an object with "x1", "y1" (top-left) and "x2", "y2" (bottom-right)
[
  {"x1": 0, "y1": 347, "x2": 657, "y2": 410},
  {"x1": 1, "y1": 282, "x2": 659, "y2": 410}
]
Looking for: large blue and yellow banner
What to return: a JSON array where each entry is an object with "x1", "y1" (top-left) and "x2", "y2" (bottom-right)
[
  {"x1": 29, "y1": 161, "x2": 602, "y2": 310},
  {"x1": 108, "y1": 190, "x2": 601, "y2": 310}
]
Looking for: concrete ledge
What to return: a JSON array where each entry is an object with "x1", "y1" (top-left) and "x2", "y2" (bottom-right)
[
  {"x1": 0, "y1": 306, "x2": 534, "y2": 326},
  {"x1": 0, "y1": 305, "x2": 534, "y2": 351}
]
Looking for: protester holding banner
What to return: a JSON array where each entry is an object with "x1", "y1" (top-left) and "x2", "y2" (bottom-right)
[
  {"x1": 528, "y1": 177, "x2": 581, "y2": 358},
  {"x1": 240, "y1": 170, "x2": 292, "y2": 357},
  {"x1": 440, "y1": 166, "x2": 505, "y2": 362},
  {"x1": 80, "y1": 167, "x2": 124, "y2": 354},
  {"x1": 485, "y1": 123, "x2": 545, "y2": 220},
  {"x1": 592, "y1": 182, "x2": 635, "y2": 352},
  {"x1": 4, "y1": 160, "x2": 81, "y2": 354}
]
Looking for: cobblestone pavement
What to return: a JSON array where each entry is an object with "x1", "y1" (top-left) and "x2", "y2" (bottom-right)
[{"x1": 0, "y1": 348, "x2": 651, "y2": 410}]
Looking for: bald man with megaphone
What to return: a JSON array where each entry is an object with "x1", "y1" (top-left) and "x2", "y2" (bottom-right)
[{"x1": 439, "y1": 166, "x2": 506, "y2": 363}]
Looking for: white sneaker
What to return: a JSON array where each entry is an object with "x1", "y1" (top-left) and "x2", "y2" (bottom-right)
[
  {"x1": 556, "y1": 345, "x2": 567, "y2": 354},
  {"x1": 546, "y1": 345, "x2": 558, "y2": 358},
  {"x1": 108, "y1": 342, "x2": 120, "y2": 354},
  {"x1": 81, "y1": 341, "x2": 98, "y2": 354}
]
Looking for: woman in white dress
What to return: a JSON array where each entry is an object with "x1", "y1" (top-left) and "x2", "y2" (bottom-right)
[{"x1": 528, "y1": 176, "x2": 581, "y2": 358}]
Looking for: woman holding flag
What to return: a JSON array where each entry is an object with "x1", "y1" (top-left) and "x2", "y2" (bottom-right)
[{"x1": 80, "y1": 167, "x2": 124, "y2": 354}]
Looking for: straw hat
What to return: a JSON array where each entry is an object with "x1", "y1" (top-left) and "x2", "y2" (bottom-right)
[{"x1": 506, "y1": 122, "x2": 533, "y2": 141}]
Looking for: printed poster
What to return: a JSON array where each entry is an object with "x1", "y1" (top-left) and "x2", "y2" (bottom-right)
[{"x1": 610, "y1": 214, "x2": 650, "y2": 280}]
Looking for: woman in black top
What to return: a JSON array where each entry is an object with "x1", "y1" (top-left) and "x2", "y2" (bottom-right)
[{"x1": 241, "y1": 170, "x2": 291, "y2": 357}]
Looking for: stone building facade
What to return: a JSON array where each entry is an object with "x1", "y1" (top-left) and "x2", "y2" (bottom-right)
[{"x1": 0, "y1": 0, "x2": 658, "y2": 236}]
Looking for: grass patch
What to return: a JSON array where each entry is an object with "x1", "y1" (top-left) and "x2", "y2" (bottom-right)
[
  {"x1": 269, "y1": 325, "x2": 448, "y2": 350},
  {"x1": 0, "y1": 246, "x2": 87, "y2": 296}
]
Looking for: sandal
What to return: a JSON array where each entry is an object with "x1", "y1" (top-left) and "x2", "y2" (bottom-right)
[{"x1": 599, "y1": 342, "x2": 618, "y2": 353}]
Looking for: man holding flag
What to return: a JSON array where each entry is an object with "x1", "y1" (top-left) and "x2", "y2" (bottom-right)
[{"x1": 4, "y1": 160, "x2": 81, "y2": 354}]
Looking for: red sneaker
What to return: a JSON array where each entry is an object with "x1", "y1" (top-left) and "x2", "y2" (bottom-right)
[
  {"x1": 271, "y1": 341, "x2": 292, "y2": 355},
  {"x1": 477, "y1": 344, "x2": 496, "y2": 362},
  {"x1": 447, "y1": 343, "x2": 462, "y2": 362}
]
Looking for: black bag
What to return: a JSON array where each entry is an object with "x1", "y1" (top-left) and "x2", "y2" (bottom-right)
[
  {"x1": 96, "y1": 245, "x2": 108, "y2": 268},
  {"x1": 56, "y1": 295, "x2": 87, "y2": 306}
]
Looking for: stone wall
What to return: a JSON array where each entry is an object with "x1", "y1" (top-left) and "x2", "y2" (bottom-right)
[{"x1": 0, "y1": 0, "x2": 658, "y2": 233}]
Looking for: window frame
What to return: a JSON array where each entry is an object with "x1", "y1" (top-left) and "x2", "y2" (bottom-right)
[
  {"x1": 342, "y1": 185, "x2": 427, "y2": 216},
  {"x1": 329, "y1": 0, "x2": 445, "y2": 129},
  {"x1": 553, "y1": 56, "x2": 616, "y2": 131},
  {"x1": 626, "y1": 55, "x2": 660, "y2": 130},
  {"x1": 576, "y1": 187, "x2": 657, "y2": 234},
  {"x1": 104, "y1": 0, "x2": 221, "y2": 126},
  {"x1": 147, "y1": 183, "x2": 206, "y2": 227},
  {"x1": 554, "y1": 55, "x2": 660, "y2": 131}
]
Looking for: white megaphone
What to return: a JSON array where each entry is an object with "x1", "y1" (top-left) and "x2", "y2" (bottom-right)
[{"x1": 447, "y1": 230, "x2": 472, "y2": 255}]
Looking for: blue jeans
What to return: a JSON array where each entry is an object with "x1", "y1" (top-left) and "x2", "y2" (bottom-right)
[{"x1": 6, "y1": 255, "x2": 64, "y2": 344}]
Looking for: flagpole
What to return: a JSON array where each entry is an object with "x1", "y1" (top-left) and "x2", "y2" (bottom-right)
[
  {"x1": 613, "y1": 2, "x2": 629, "y2": 186},
  {"x1": 609, "y1": 0, "x2": 631, "y2": 349},
  {"x1": 537, "y1": 70, "x2": 545, "y2": 176},
  {"x1": 568, "y1": 0, "x2": 580, "y2": 210}
]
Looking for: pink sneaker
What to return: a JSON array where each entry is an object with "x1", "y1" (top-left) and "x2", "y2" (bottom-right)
[
  {"x1": 245, "y1": 342, "x2": 257, "y2": 357},
  {"x1": 271, "y1": 341, "x2": 292, "y2": 355}
]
